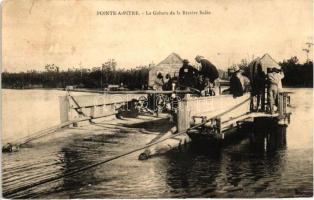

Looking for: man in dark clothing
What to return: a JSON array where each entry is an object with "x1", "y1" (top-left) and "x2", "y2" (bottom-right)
[
  {"x1": 162, "y1": 74, "x2": 173, "y2": 91},
  {"x1": 229, "y1": 72, "x2": 244, "y2": 97},
  {"x1": 252, "y1": 63, "x2": 266, "y2": 111},
  {"x1": 179, "y1": 59, "x2": 199, "y2": 89},
  {"x1": 195, "y1": 55, "x2": 219, "y2": 84}
]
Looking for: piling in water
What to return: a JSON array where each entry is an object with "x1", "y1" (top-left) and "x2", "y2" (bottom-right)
[{"x1": 138, "y1": 126, "x2": 191, "y2": 160}]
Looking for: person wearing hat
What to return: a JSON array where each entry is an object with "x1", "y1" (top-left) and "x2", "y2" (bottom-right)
[
  {"x1": 229, "y1": 65, "x2": 243, "y2": 97},
  {"x1": 229, "y1": 65, "x2": 250, "y2": 97},
  {"x1": 178, "y1": 59, "x2": 199, "y2": 89},
  {"x1": 195, "y1": 55, "x2": 219, "y2": 85},
  {"x1": 153, "y1": 72, "x2": 164, "y2": 91}
]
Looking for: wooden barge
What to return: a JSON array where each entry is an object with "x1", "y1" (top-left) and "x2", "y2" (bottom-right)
[{"x1": 50, "y1": 86, "x2": 291, "y2": 159}]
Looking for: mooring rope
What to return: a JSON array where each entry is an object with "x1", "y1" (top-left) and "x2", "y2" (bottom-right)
[
  {"x1": 3, "y1": 96, "x2": 251, "y2": 197},
  {"x1": 5, "y1": 117, "x2": 91, "y2": 147},
  {"x1": 3, "y1": 91, "x2": 92, "y2": 148},
  {"x1": 3, "y1": 128, "x2": 189, "y2": 197}
]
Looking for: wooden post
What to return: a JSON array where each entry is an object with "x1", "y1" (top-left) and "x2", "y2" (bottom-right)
[
  {"x1": 283, "y1": 93, "x2": 287, "y2": 114},
  {"x1": 59, "y1": 96, "x2": 70, "y2": 124},
  {"x1": 278, "y1": 92, "x2": 284, "y2": 117},
  {"x1": 177, "y1": 94, "x2": 191, "y2": 132}
]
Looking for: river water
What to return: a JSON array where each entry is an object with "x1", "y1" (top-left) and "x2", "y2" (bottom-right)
[{"x1": 2, "y1": 88, "x2": 313, "y2": 198}]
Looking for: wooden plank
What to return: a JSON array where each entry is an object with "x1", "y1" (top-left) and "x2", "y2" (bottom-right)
[
  {"x1": 67, "y1": 94, "x2": 142, "y2": 108},
  {"x1": 105, "y1": 90, "x2": 192, "y2": 94},
  {"x1": 177, "y1": 93, "x2": 251, "y2": 132},
  {"x1": 60, "y1": 88, "x2": 191, "y2": 94},
  {"x1": 59, "y1": 96, "x2": 70, "y2": 123},
  {"x1": 60, "y1": 93, "x2": 141, "y2": 123},
  {"x1": 60, "y1": 88, "x2": 105, "y2": 94}
]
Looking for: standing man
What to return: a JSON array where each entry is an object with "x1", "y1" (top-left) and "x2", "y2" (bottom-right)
[
  {"x1": 252, "y1": 63, "x2": 266, "y2": 111},
  {"x1": 267, "y1": 68, "x2": 284, "y2": 114},
  {"x1": 179, "y1": 59, "x2": 199, "y2": 89},
  {"x1": 195, "y1": 55, "x2": 219, "y2": 86}
]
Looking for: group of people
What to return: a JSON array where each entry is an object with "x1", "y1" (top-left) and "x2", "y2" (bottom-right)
[
  {"x1": 152, "y1": 55, "x2": 285, "y2": 114},
  {"x1": 179, "y1": 56, "x2": 219, "y2": 95},
  {"x1": 229, "y1": 64, "x2": 284, "y2": 114},
  {"x1": 152, "y1": 72, "x2": 174, "y2": 91},
  {"x1": 250, "y1": 64, "x2": 285, "y2": 114},
  {"x1": 153, "y1": 55, "x2": 219, "y2": 96}
]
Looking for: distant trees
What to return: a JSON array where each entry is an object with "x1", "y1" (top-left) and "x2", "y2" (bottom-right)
[
  {"x1": 237, "y1": 59, "x2": 249, "y2": 70},
  {"x1": 279, "y1": 56, "x2": 313, "y2": 87},
  {"x1": 43, "y1": 64, "x2": 61, "y2": 88},
  {"x1": 2, "y1": 56, "x2": 312, "y2": 89},
  {"x1": 2, "y1": 62, "x2": 149, "y2": 90}
]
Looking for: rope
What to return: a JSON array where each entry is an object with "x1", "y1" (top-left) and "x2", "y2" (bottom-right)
[
  {"x1": 4, "y1": 96, "x2": 251, "y2": 197},
  {"x1": 3, "y1": 128, "x2": 188, "y2": 197},
  {"x1": 5, "y1": 117, "x2": 91, "y2": 147},
  {"x1": 4, "y1": 91, "x2": 92, "y2": 148}
]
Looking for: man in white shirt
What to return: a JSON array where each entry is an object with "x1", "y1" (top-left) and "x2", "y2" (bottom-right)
[{"x1": 267, "y1": 68, "x2": 285, "y2": 114}]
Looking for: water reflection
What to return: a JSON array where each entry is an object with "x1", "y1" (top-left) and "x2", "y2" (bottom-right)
[
  {"x1": 58, "y1": 136, "x2": 117, "y2": 198},
  {"x1": 250, "y1": 119, "x2": 287, "y2": 154},
  {"x1": 61, "y1": 146, "x2": 95, "y2": 195},
  {"x1": 164, "y1": 121, "x2": 289, "y2": 198}
]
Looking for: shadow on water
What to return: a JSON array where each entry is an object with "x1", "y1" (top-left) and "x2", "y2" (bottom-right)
[
  {"x1": 249, "y1": 118, "x2": 287, "y2": 155},
  {"x1": 126, "y1": 117, "x2": 175, "y2": 133},
  {"x1": 53, "y1": 130, "x2": 135, "y2": 198},
  {"x1": 163, "y1": 120, "x2": 290, "y2": 198}
]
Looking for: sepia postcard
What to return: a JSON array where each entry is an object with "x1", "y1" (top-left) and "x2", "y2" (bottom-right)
[{"x1": 1, "y1": 0, "x2": 313, "y2": 198}]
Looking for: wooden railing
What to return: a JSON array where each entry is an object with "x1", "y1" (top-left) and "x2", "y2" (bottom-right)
[{"x1": 59, "y1": 93, "x2": 143, "y2": 125}]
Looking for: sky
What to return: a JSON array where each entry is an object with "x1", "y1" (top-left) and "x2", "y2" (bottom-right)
[{"x1": 2, "y1": 0, "x2": 313, "y2": 72}]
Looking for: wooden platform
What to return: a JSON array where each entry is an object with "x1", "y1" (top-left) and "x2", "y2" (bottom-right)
[{"x1": 177, "y1": 91, "x2": 292, "y2": 141}]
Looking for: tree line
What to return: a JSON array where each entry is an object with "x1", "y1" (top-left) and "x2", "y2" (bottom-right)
[
  {"x1": 1, "y1": 56, "x2": 312, "y2": 89},
  {"x1": 279, "y1": 57, "x2": 313, "y2": 87},
  {"x1": 2, "y1": 63, "x2": 150, "y2": 90}
]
